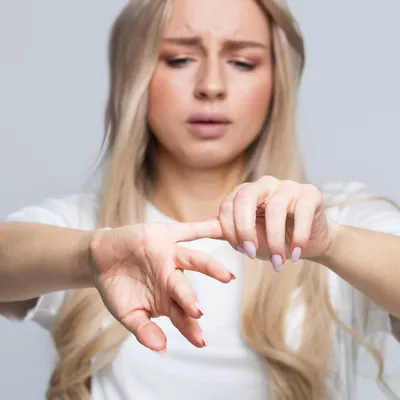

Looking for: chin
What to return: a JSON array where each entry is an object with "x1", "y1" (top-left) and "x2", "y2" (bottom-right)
[{"x1": 179, "y1": 148, "x2": 240, "y2": 169}]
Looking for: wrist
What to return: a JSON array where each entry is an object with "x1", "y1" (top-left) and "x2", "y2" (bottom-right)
[
  {"x1": 310, "y1": 220, "x2": 344, "y2": 266},
  {"x1": 72, "y1": 230, "x2": 96, "y2": 289}
]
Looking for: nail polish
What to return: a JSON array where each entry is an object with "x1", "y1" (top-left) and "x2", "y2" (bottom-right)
[
  {"x1": 242, "y1": 241, "x2": 256, "y2": 259},
  {"x1": 195, "y1": 302, "x2": 204, "y2": 316},
  {"x1": 201, "y1": 331, "x2": 207, "y2": 347},
  {"x1": 235, "y1": 245, "x2": 246, "y2": 255},
  {"x1": 291, "y1": 247, "x2": 302, "y2": 263},
  {"x1": 271, "y1": 255, "x2": 283, "y2": 272}
]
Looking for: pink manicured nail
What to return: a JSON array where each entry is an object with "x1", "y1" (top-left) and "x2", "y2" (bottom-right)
[
  {"x1": 291, "y1": 247, "x2": 302, "y2": 262},
  {"x1": 271, "y1": 255, "x2": 283, "y2": 272},
  {"x1": 201, "y1": 331, "x2": 207, "y2": 347},
  {"x1": 235, "y1": 245, "x2": 246, "y2": 255},
  {"x1": 242, "y1": 241, "x2": 256, "y2": 259},
  {"x1": 195, "y1": 302, "x2": 204, "y2": 316}
]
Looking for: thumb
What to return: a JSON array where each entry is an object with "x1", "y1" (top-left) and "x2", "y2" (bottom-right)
[{"x1": 121, "y1": 310, "x2": 167, "y2": 353}]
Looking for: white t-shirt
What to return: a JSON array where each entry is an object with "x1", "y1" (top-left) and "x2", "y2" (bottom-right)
[{"x1": 3, "y1": 181, "x2": 400, "y2": 400}]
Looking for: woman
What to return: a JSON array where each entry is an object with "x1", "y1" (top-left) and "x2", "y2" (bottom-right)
[{"x1": 0, "y1": 0, "x2": 399, "y2": 399}]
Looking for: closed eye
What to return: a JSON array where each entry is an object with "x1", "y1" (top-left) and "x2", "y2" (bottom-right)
[
  {"x1": 230, "y1": 60, "x2": 255, "y2": 71},
  {"x1": 165, "y1": 57, "x2": 193, "y2": 68}
]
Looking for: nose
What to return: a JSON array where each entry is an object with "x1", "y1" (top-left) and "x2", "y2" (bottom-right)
[{"x1": 194, "y1": 57, "x2": 227, "y2": 101}]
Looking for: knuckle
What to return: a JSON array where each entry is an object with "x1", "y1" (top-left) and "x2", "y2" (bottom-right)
[
  {"x1": 191, "y1": 251, "x2": 211, "y2": 272},
  {"x1": 172, "y1": 279, "x2": 187, "y2": 298},
  {"x1": 267, "y1": 236, "x2": 284, "y2": 252},
  {"x1": 268, "y1": 238, "x2": 283, "y2": 249},
  {"x1": 219, "y1": 201, "x2": 234, "y2": 214},
  {"x1": 259, "y1": 175, "x2": 277, "y2": 186},
  {"x1": 235, "y1": 187, "x2": 252, "y2": 202},
  {"x1": 266, "y1": 197, "x2": 286, "y2": 217},
  {"x1": 202, "y1": 257, "x2": 213, "y2": 275},
  {"x1": 168, "y1": 303, "x2": 179, "y2": 320},
  {"x1": 281, "y1": 179, "x2": 298, "y2": 189},
  {"x1": 235, "y1": 182, "x2": 249, "y2": 191},
  {"x1": 187, "y1": 252, "x2": 196, "y2": 267},
  {"x1": 303, "y1": 184, "x2": 322, "y2": 200}
]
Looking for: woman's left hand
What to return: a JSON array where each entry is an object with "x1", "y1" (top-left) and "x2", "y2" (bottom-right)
[{"x1": 218, "y1": 176, "x2": 339, "y2": 271}]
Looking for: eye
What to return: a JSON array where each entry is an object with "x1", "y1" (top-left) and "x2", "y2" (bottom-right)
[
  {"x1": 165, "y1": 57, "x2": 192, "y2": 68},
  {"x1": 230, "y1": 61, "x2": 255, "y2": 71}
]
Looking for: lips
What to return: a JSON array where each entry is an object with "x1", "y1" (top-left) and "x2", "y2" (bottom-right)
[
  {"x1": 187, "y1": 112, "x2": 232, "y2": 138},
  {"x1": 187, "y1": 112, "x2": 232, "y2": 124}
]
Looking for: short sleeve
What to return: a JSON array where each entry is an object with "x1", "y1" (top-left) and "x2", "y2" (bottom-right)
[
  {"x1": 325, "y1": 182, "x2": 400, "y2": 340},
  {"x1": 1, "y1": 194, "x2": 98, "y2": 331}
]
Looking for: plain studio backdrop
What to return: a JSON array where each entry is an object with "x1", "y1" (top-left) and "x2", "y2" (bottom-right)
[{"x1": 0, "y1": 1, "x2": 399, "y2": 399}]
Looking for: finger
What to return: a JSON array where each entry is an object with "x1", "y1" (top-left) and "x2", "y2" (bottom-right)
[
  {"x1": 264, "y1": 187, "x2": 296, "y2": 269},
  {"x1": 232, "y1": 177, "x2": 279, "y2": 257},
  {"x1": 169, "y1": 302, "x2": 205, "y2": 348},
  {"x1": 199, "y1": 217, "x2": 227, "y2": 241},
  {"x1": 175, "y1": 245, "x2": 236, "y2": 282},
  {"x1": 167, "y1": 269, "x2": 203, "y2": 319},
  {"x1": 121, "y1": 309, "x2": 167, "y2": 352},
  {"x1": 292, "y1": 185, "x2": 322, "y2": 256},
  {"x1": 218, "y1": 183, "x2": 249, "y2": 250},
  {"x1": 172, "y1": 219, "x2": 224, "y2": 243}
]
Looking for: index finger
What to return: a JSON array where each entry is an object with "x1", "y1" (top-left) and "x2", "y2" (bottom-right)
[{"x1": 172, "y1": 219, "x2": 224, "y2": 243}]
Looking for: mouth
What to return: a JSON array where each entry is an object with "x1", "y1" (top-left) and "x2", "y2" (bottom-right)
[
  {"x1": 186, "y1": 112, "x2": 232, "y2": 138},
  {"x1": 187, "y1": 112, "x2": 232, "y2": 125}
]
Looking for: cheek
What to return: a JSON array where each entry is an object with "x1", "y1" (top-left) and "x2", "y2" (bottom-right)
[
  {"x1": 239, "y1": 76, "x2": 273, "y2": 124},
  {"x1": 231, "y1": 72, "x2": 273, "y2": 147},
  {"x1": 148, "y1": 69, "x2": 187, "y2": 123},
  {"x1": 147, "y1": 68, "x2": 193, "y2": 150}
]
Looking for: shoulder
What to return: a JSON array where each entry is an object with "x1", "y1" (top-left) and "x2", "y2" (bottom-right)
[
  {"x1": 320, "y1": 181, "x2": 400, "y2": 234},
  {"x1": 4, "y1": 192, "x2": 100, "y2": 230}
]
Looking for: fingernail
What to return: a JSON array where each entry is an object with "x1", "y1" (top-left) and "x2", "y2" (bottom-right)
[
  {"x1": 229, "y1": 271, "x2": 237, "y2": 280},
  {"x1": 201, "y1": 331, "x2": 207, "y2": 347},
  {"x1": 195, "y1": 302, "x2": 204, "y2": 316},
  {"x1": 291, "y1": 247, "x2": 302, "y2": 263},
  {"x1": 155, "y1": 348, "x2": 167, "y2": 354},
  {"x1": 234, "y1": 245, "x2": 246, "y2": 255},
  {"x1": 271, "y1": 255, "x2": 283, "y2": 272},
  {"x1": 242, "y1": 241, "x2": 256, "y2": 259}
]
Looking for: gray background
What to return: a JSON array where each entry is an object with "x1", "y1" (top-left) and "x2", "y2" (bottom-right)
[{"x1": 0, "y1": 0, "x2": 399, "y2": 398}]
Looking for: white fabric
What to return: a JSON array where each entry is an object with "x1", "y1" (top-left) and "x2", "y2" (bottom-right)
[{"x1": 3, "y1": 182, "x2": 400, "y2": 400}]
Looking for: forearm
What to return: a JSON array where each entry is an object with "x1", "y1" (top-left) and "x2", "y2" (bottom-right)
[
  {"x1": 0, "y1": 222, "x2": 93, "y2": 302},
  {"x1": 316, "y1": 224, "x2": 400, "y2": 317}
]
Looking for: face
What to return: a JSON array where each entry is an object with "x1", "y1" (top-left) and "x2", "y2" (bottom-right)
[{"x1": 147, "y1": 0, "x2": 274, "y2": 169}]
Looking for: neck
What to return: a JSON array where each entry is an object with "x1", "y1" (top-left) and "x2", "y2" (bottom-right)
[{"x1": 150, "y1": 151, "x2": 245, "y2": 223}]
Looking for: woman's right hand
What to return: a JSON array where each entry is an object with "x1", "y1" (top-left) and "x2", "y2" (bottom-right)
[{"x1": 88, "y1": 220, "x2": 233, "y2": 352}]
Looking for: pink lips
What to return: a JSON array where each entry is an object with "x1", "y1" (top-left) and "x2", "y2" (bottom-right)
[{"x1": 186, "y1": 112, "x2": 232, "y2": 138}]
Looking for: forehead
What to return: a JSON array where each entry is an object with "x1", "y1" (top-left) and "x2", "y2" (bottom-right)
[{"x1": 165, "y1": 0, "x2": 270, "y2": 42}]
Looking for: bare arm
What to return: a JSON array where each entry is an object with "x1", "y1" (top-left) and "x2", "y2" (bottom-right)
[
  {"x1": 0, "y1": 221, "x2": 93, "y2": 302},
  {"x1": 317, "y1": 225, "x2": 400, "y2": 318}
]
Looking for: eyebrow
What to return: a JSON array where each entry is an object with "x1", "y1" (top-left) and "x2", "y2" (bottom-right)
[{"x1": 163, "y1": 36, "x2": 268, "y2": 50}]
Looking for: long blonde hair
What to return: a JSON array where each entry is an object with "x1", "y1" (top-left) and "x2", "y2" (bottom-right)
[{"x1": 47, "y1": 1, "x2": 386, "y2": 399}]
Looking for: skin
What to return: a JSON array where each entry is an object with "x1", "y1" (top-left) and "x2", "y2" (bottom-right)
[
  {"x1": 148, "y1": 0, "x2": 273, "y2": 222},
  {"x1": 1, "y1": 0, "x2": 399, "y2": 355}
]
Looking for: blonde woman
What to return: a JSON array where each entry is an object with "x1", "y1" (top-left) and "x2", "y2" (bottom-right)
[{"x1": 1, "y1": 0, "x2": 399, "y2": 399}]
